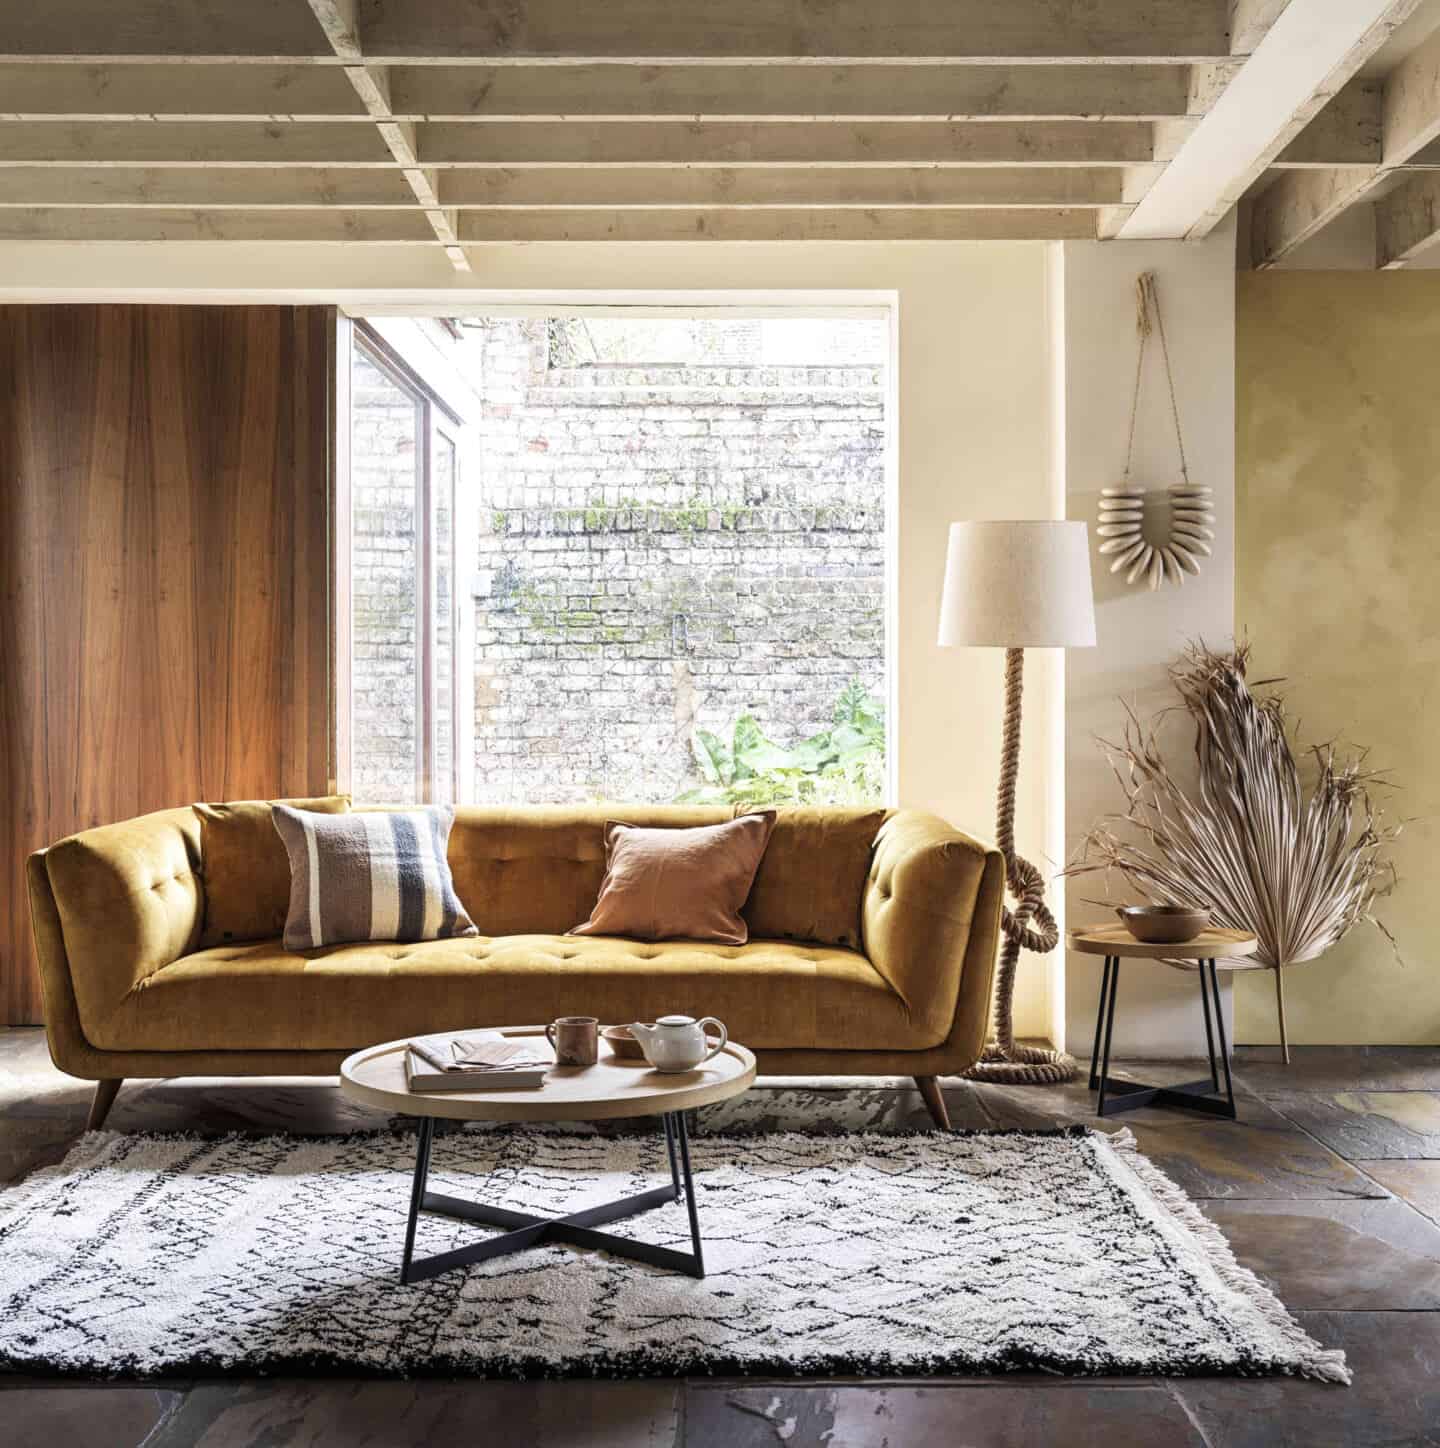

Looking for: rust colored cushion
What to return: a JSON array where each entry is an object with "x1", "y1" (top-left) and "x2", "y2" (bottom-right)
[
  {"x1": 195, "y1": 796, "x2": 350, "y2": 947},
  {"x1": 743, "y1": 807, "x2": 888, "y2": 949},
  {"x1": 570, "y1": 812, "x2": 777, "y2": 945}
]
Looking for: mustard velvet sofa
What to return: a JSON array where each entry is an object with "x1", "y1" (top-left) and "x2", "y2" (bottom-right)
[{"x1": 27, "y1": 804, "x2": 1004, "y2": 1131}]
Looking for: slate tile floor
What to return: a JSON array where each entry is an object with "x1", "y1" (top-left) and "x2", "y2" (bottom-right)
[{"x1": 4, "y1": 1029, "x2": 1440, "y2": 1448}]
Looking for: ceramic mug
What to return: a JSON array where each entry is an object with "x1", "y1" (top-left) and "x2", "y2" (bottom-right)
[{"x1": 546, "y1": 1015, "x2": 599, "y2": 1068}]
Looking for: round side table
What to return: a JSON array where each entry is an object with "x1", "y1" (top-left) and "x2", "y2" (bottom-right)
[{"x1": 1068, "y1": 925, "x2": 1259, "y2": 1120}]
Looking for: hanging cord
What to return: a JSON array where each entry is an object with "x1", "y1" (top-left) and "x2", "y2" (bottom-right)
[{"x1": 1122, "y1": 272, "x2": 1189, "y2": 484}]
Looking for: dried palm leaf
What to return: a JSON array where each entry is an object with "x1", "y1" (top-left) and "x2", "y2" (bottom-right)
[{"x1": 1065, "y1": 643, "x2": 1401, "y2": 974}]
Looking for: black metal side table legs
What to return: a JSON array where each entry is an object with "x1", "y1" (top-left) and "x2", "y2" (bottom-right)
[
  {"x1": 398, "y1": 1110, "x2": 707, "y2": 1285},
  {"x1": 1089, "y1": 956, "x2": 1238, "y2": 1120}
]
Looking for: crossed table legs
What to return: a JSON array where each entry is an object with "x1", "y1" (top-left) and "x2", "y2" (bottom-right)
[
  {"x1": 399, "y1": 1110, "x2": 706, "y2": 1284},
  {"x1": 1090, "y1": 955, "x2": 1238, "y2": 1120}
]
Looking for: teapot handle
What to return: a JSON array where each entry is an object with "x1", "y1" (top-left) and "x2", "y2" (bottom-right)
[{"x1": 696, "y1": 1017, "x2": 728, "y2": 1063}]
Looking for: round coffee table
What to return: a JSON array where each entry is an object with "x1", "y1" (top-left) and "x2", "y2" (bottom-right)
[
  {"x1": 340, "y1": 1026, "x2": 756, "y2": 1284},
  {"x1": 1069, "y1": 925, "x2": 1259, "y2": 1120}
]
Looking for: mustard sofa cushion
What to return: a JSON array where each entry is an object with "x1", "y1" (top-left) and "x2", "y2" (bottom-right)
[
  {"x1": 443, "y1": 805, "x2": 893, "y2": 946},
  {"x1": 194, "y1": 796, "x2": 349, "y2": 948},
  {"x1": 97, "y1": 934, "x2": 927, "y2": 1055},
  {"x1": 742, "y1": 806, "x2": 886, "y2": 949}
]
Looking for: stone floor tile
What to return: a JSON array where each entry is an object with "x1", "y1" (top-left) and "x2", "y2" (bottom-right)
[
  {"x1": 1267, "y1": 1090, "x2": 1440, "y2": 1159},
  {"x1": 967, "y1": 1062, "x2": 1234, "y2": 1134},
  {"x1": 148, "y1": 1380, "x2": 681, "y2": 1448},
  {"x1": 2, "y1": 1386, "x2": 181, "y2": 1448},
  {"x1": 1234, "y1": 1045, "x2": 1440, "y2": 1096},
  {"x1": 1356, "y1": 1158, "x2": 1440, "y2": 1224},
  {"x1": 0, "y1": 1116, "x2": 86, "y2": 1186},
  {"x1": 683, "y1": 1383, "x2": 1207, "y2": 1448},
  {"x1": 1172, "y1": 1310, "x2": 1440, "y2": 1448},
  {"x1": 1202, "y1": 1197, "x2": 1440, "y2": 1309},
  {"x1": 1122, "y1": 1107, "x2": 1385, "y2": 1200}
]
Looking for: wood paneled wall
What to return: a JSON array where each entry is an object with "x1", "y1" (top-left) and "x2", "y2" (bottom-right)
[{"x1": 0, "y1": 306, "x2": 333, "y2": 1024}]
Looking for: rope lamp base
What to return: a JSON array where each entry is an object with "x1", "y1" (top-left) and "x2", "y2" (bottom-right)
[{"x1": 962, "y1": 647, "x2": 1078, "y2": 1087}]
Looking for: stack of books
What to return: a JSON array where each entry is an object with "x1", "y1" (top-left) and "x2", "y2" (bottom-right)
[{"x1": 405, "y1": 1030, "x2": 549, "y2": 1092}]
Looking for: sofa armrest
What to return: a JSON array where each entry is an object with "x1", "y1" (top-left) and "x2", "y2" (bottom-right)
[
  {"x1": 861, "y1": 809, "x2": 1004, "y2": 1053},
  {"x1": 32, "y1": 807, "x2": 203, "y2": 1054}
]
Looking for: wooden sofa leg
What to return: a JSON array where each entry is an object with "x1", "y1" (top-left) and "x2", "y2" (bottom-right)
[
  {"x1": 915, "y1": 1075, "x2": 952, "y2": 1131},
  {"x1": 85, "y1": 1078, "x2": 122, "y2": 1131}
]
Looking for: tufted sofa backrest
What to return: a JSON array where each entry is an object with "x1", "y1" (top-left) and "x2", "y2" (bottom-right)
[{"x1": 443, "y1": 804, "x2": 891, "y2": 947}]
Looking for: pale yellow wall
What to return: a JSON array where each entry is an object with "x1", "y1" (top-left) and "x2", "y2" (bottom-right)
[
  {"x1": 1235, "y1": 272, "x2": 1440, "y2": 1045},
  {"x1": 1062, "y1": 227, "x2": 1238, "y2": 1059}
]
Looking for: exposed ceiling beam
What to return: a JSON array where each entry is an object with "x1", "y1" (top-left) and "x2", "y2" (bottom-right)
[
  {"x1": 1228, "y1": 1, "x2": 1292, "y2": 57},
  {"x1": 454, "y1": 208, "x2": 1098, "y2": 243},
  {"x1": 1380, "y1": 20, "x2": 1440, "y2": 164},
  {"x1": 419, "y1": 122, "x2": 1157, "y2": 169},
  {"x1": 0, "y1": 64, "x2": 367, "y2": 120},
  {"x1": 1249, "y1": 166, "x2": 1378, "y2": 264},
  {"x1": 0, "y1": 63, "x2": 1215, "y2": 123},
  {"x1": 0, "y1": 204, "x2": 1097, "y2": 243},
  {"x1": 1375, "y1": 169, "x2": 1440, "y2": 264},
  {"x1": 0, "y1": 123, "x2": 395, "y2": 166},
  {"x1": 1269, "y1": 80, "x2": 1383, "y2": 166},
  {"x1": 0, "y1": 120, "x2": 1161, "y2": 170},
  {"x1": 0, "y1": 119, "x2": 1160, "y2": 170},
  {"x1": 1119, "y1": 0, "x2": 1425, "y2": 240},
  {"x1": 386, "y1": 64, "x2": 1207, "y2": 123},
  {"x1": 0, "y1": 207, "x2": 439, "y2": 241},
  {"x1": 436, "y1": 168, "x2": 1124, "y2": 209},
  {"x1": 1252, "y1": 22, "x2": 1440, "y2": 265},
  {"x1": 0, "y1": 165, "x2": 1122, "y2": 211},
  {"x1": 0, "y1": 1, "x2": 1234, "y2": 66},
  {"x1": 0, "y1": 167, "x2": 421, "y2": 207},
  {"x1": 303, "y1": 0, "x2": 468, "y2": 270}
]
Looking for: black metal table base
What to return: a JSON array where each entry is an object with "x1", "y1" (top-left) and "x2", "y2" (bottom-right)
[
  {"x1": 1089, "y1": 955, "x2": 1237, "y2": 1120},
  {"x1": 400, "y1": 1110, "x2": 706, "y2": 1284}
]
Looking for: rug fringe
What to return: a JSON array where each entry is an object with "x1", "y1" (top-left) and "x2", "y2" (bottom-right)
[{"x1": 1099, "y1": 1128, "x2": 1351, "y2": 1386}]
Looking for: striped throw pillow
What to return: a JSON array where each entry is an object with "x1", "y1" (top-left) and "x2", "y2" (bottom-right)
[{"x1": 271, "y1": 805, "x2": 477, "y2": 951}]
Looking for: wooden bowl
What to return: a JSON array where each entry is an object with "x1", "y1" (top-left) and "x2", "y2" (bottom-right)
[
  {"x1": 1116, "y1": 904, "x2": 1211, "y2": 945},
  {"x1": 602, "y1": 1024, "x2": 650, "y2": 1062}
]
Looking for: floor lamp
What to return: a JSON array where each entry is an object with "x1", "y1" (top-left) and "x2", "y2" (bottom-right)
[{"x1": 938, "y1": 521, "x2": 1096, "y2": 1085}]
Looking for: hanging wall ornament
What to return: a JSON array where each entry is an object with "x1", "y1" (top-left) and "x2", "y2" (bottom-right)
[{"x1": 1097, "y1": 272, "x2": 1211, "y2": 591}]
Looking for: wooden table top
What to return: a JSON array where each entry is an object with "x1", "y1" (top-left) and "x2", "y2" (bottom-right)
[
  {"x1": 1067, "y1": 924, "x2": 1260, "y2": 962},
  {"x1": 340, "y1": 1026, "x2": 756, "y2": 1123}
]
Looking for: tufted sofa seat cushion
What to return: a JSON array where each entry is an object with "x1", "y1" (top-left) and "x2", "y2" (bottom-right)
[{"x1": 92, "y1": 933, "x2": 929, "y2": 1054}]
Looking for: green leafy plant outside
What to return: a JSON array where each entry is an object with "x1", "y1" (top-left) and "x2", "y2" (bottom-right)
[{"x1": 675, "y1": 680, "x2": 886, "y2": 806}]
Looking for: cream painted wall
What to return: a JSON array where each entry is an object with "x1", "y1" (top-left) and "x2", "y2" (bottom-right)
[
  {"x1": 1235, "y1": 271, "x2": 1440, "y2": 1046},
  {"x1": 0, "y1": 239, "x2": 1064, "y2": 1041},
  {"x1": 1061, "y1": 225, "x2": 1239, "y2": 1059}
]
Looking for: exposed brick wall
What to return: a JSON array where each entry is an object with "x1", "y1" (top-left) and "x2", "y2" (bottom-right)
[{"x1": 350, "y1": 319, "x2": 887, "y2": 805}]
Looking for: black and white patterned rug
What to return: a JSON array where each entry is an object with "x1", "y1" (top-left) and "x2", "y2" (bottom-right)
[{"x1": 0, "y1": 1125, "x2": 1347, "y2": 1382}]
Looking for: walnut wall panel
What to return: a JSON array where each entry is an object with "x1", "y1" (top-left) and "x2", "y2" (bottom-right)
[{"x1": 0, "y1": 305, "x2": 332, "y2": 1024}]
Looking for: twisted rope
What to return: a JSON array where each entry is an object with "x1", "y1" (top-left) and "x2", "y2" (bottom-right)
[{"x1": 963, "y1": 648, "x2": 1077, "y2": 1086}]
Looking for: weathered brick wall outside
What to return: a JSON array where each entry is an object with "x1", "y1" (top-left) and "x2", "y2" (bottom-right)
[{"x1": 350, "y1": 319, "x2": 887, "y2": 805}]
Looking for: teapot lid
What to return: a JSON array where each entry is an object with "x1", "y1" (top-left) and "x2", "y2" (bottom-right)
[{"x1": 656, "y1": 1014, "x2": 695, "y2": 1026}]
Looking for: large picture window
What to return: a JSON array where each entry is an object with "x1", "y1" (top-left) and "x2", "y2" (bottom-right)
[
  {"x1": 340, "y1": 310, "x2": 892, "y2": 808},
  {"x1": 345, "y1": 331, "x2": 466, "y2": 806}
]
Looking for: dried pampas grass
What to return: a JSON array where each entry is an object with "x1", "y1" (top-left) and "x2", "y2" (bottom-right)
[{"x1": 1066, "y1": 644, "x2": 1401, "y2": 1056}]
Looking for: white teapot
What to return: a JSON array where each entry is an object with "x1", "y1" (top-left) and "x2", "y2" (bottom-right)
[{"x1": 628, "y1": 1015, "x2": 728, "y2": 1073}]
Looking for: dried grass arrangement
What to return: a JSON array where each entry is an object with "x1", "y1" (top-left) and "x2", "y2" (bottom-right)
[{"x1": 1066, "y1": 642, "x2": 1401, "y2": 1062}]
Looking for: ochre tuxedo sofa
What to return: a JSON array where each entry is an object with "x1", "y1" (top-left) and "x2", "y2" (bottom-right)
[{"x1": 27, "y1": 804, "x2": 1003, "y2": 1131}]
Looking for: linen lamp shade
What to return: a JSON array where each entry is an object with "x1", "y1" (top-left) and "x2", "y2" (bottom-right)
[{"x1": 937, "y1": 521, "x2": 1096, "y2": 650}]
